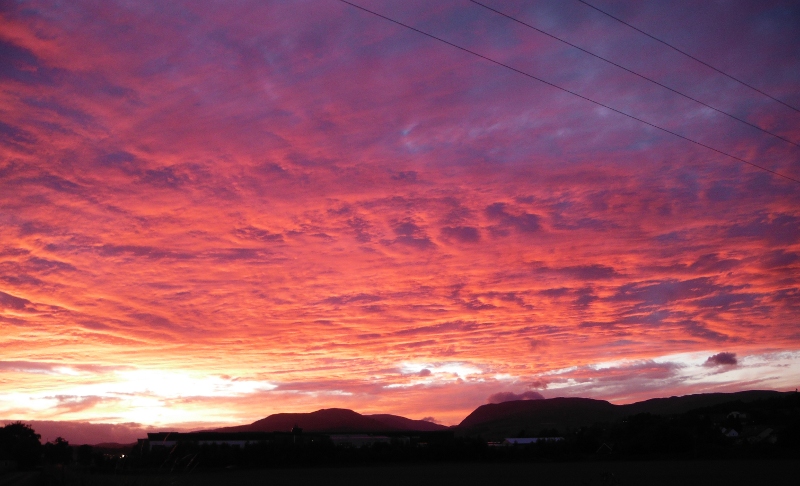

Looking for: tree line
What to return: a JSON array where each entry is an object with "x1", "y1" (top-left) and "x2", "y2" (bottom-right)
[{"x1": 0, "y1": 422, "x2": 111, "y2": 471}]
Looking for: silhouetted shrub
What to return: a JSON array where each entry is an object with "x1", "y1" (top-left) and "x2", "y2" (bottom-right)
[
  {"x1": 43, "y1": 437, "x2": 72, "y2": 465},
  {"x1": 77, "y1": 444, "x2": 93, "y2": 466},
  {"x1": 0, "y1": 422, "x2": 42, "y2": 469}
]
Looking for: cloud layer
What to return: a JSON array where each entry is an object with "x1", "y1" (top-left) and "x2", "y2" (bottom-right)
[
  {"x1": 488, "y1": 391, "x2": 545, "y2": 404},
  {"x1": 1, "y1": 0, "x2": 799, "y2": 426}
]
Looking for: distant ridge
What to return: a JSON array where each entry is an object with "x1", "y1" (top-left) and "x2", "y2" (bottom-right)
[
  {"x1": 366, "y1": 414, "x2": 447, "y2": 432},
  {"x1": 456, "y1": 390, "x2": 789, "y2": 439},
  {"x1": 619, "y1": 390, "x2": 786, "y2": 416},
  {"x1": 213, "y1": 408, "x2": 445, "y2": 433}
]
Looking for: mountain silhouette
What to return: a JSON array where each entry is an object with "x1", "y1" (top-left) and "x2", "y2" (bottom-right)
[
  {"x1": 366, "y1": 414, "x2": 447, "y2": 431},
  {"x1": 618, "y1": 390, "x2": 785, "y2": 416},
  {"x1": 214, "y1": 408, "x2": 444, "y2": 433},
  {"x1": 457, "y1": 397, "x2": 617, "y2": 439},
  {"x1": 456, "y1": 390, "x2": 788, "y2": 439}
]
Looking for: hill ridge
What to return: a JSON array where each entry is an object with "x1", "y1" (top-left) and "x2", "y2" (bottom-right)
[
  {"x1": 455, "y1": 390, "x2": 789, "y2": 439},
  {"x1": 213, "y1": 407, "x2": 445, "y2": 433}
]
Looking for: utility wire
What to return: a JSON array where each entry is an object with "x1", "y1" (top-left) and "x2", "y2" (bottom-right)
[
  {"x1": 471, "y1": 0, "x2": 800, "y2": 149},
  {"x1": 577, "y1": 0, "x2": 800, "y2": 113},
  {"x1": 337, "y1": 0, "x2": 800, "y2": 185}
]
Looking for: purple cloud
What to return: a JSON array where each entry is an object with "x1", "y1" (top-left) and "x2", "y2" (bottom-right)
[
  {"x1": 704, "y1": 352, "x2": 738, "y2": 367},
  {"x1": 487, "y1": 391, "x2": 545, "y2": 404},
  {"x1": 485, "y1": 202, "x2": 542, "y2": 234},
  {"x1": 440, "y1": 225, "x2": 480, "y2": 243}
]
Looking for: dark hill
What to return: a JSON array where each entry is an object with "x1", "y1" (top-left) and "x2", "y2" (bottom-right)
[
  {"x1": 215, "y1": 408, "x2": 443, "y2": 433},
  {"x1": 619, "y1": 390, "x2": 784, "y2": 416},
  {"x1": 367, "y1": 414, "x2": 448, "y2": 431},
  {"x1": 457, "y1": 390, "x2": 791, "y2": 440},
  {"x1": 457, "y1": 397, "x2": 617, "y2": 439}
]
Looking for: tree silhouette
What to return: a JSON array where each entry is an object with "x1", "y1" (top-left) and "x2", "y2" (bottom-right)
[
  {"x1": 0, "y1": 422, "x2": 42, "y2": 469},
  {"x1": 77, "y1": 444, "x2": 93, "y2": 467},
  {"x1": 44, "y1": 437, "x2": 72, "y2": 465}
]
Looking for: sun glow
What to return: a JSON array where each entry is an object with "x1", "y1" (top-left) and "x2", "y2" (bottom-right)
[{"x1": 0, "y1": 368, "x2": 276, "y2": 425}]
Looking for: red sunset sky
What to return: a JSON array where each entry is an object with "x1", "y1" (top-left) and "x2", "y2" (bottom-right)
[{"x1": 1, "y1": 0, "x2": 799, "y2": 434}]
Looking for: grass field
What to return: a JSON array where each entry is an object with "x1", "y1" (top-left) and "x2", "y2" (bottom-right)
[{"x1": 34, "y1": 460, "x2": 799, "y2": 486}]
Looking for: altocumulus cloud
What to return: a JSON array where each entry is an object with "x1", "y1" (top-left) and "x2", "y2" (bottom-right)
[
  {"x1": 704, "y1": 352, "x2": 738, "y2": 367},
  {"x1": 1, "y1": 0, "x2": 799, "y2": 427}
]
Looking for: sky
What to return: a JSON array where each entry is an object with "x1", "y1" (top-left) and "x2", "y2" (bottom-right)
[{"x1": 1, "y1": 0, "x2": 799, "y2": 434}]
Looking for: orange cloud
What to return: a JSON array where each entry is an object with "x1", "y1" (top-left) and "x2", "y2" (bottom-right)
[{"x1": 1, "y1": 0, "x2": 798, "y2": 429}]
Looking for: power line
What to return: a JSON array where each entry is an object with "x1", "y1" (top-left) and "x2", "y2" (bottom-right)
[
  {"x1": 470, "y1": 0, "x2": 800, "y2": 149},
  {"x1": 337, "y1": 0, "x2": 800, "y2": 185},
  {"x1": 577, "y1": 0, "x2": 800, "y2": 113}
]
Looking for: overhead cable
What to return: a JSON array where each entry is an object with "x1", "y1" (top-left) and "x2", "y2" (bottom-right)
[
  {"x1": 471, "y1": 0, "x2": 799, "y2": 148},
  {"x1": 576, "y1": 0, "x2": 800, "y2": 113},
  {"x1": 337, "y1": 0, "x2": 800, "y2": 185}
]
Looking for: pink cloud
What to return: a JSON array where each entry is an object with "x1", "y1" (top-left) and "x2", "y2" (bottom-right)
[{"x1": 0, "y1": 0, "x2": 798, "y2": 427}]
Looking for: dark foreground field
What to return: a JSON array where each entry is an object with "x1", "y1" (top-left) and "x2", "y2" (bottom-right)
[{"x1": 33, "y1": 460, "x2": 799, "y2": 486}]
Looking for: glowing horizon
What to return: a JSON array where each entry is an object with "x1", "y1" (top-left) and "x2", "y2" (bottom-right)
[{"x1": 1, "y1": 0, "x2": 799, "y2": 429}]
